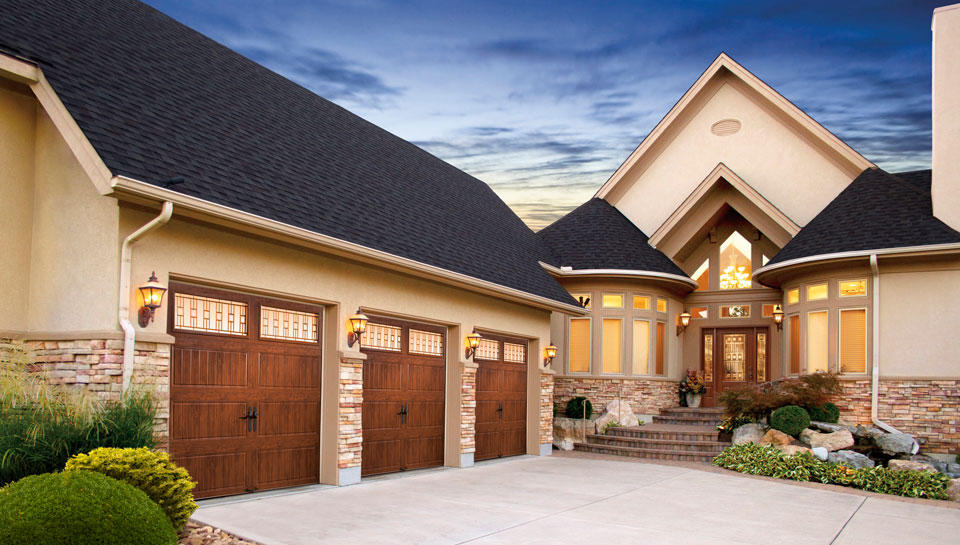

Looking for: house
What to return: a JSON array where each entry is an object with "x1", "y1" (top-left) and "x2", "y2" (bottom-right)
[{"x1": 0, "y1": 0, "x2": 957, "y2": 500}]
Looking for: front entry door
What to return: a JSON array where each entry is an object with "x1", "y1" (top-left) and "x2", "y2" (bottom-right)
[{"x1": 701, "y1": 327, "x2": 769, "y2": 407}]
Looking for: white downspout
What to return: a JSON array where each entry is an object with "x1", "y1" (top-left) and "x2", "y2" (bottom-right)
[
  {"x1": 869, "y1": 254, "x2": 919, "y2": 453},
  {"x1": 119, "y1": 201, "x2": 173, "y2": 392}
]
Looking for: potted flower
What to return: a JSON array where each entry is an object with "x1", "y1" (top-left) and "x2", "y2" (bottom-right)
[{"x1": 679, "y1": 370, "x2": 706, "y2": 408}]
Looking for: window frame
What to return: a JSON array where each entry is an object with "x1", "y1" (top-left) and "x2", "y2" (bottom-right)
[
  {"x1": 601, "y1": 292, "x2": 625, "y2": 309},
  {"x1": 806, "y1": 282, "x2": 829, "y2": 302},
  {"x1": 838, "y1": 307, "x2": 868, "y2": 375},
  {"x1": 787, "y1": 313, "x2": 800, "y2": 375},
  {"x1": 655, "y1": 320, "x2": 666, "y2": 375},
  {"x1": 838, "y1": 279, "x2": 868, "y2": 298},
  {"x1": 656, "y1": 298, "x2": 668, "y2": 313},
  {"x1": 567, "y1": 316, "x2": 592, "y2": 374},
  {"x1": 786, "y1": 288, "x2": 800, "y2": 306},
  {"x1": 806, "y1": 309, "x2": 830, "y2": 374},
  {"x1": 632, "y1": 318, "x2": 651, "y2": 375},
  {"x1": 600, "y1": 317, "x2": 624, "y2": 375},
  {"x1": 633, "y1": 294, "x2": 651, "y2": 310}
]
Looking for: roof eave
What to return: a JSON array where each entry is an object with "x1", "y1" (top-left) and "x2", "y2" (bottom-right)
[
  {"x1": 111, "y1": 175, "x2": 586, "y2": 315},
  {"x1": 540, "y1": 261, "x2": 698, "y2": 290}
]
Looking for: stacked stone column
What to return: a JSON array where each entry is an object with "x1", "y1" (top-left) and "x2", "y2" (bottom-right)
[
  {"x1": 337, "y1": 351, "x2": 364, "y2": 484},
  {"x1": 540, "y1": 368, "x2": 555, "y2": 454}
]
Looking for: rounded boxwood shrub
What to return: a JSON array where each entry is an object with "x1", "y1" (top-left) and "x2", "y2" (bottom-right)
[
  {"x1": 0, "y1": 470, "x2": 176, "y2": 545},
  {"x1": 565, "y1": 396, "x2": 593, "y2": 419},
  {"x1": 769, "y1": 405, "x2": 811, "y2": 436},
  {"x1": 65, "y1": 447, "x2": 197, "y2": 530},
  {"x1": 807, "y1": 402, "x2": 840, "y2": 423}
]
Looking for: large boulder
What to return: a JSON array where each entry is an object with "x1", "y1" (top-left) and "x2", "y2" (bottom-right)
[
  {"x1": 759, "y1": 429, "x2": 793, "y2": 446},
  {"x1": 888, "y1": 459, "x2": 938, "y2": 473},
  {"x1": 800, "y1": 429, "x2": 855, "y2": 452},
  {"x1": 777, "y1": 445, "x2": 811, "y2": 456},
  {"x1": 854, "y1": 425, "x2": 885, "y2": 442},
  {"x1": 553, "y1": 417, "x2": 591, "y2": 449},
  {"x1": 594, "y1": 400, "x2": 638, "y2": 434},
  {"x1": 876, "y1": 433, "x2": 917, "y2": 456},
  {"x1": 732, "y1": 423, "x2": 767, "y2": 445},
  {"x1": 947, "y1": 479, "x2": 960, "y2": 502},
  {"x1": 828, "y1": 450, "x2": 875, "y2": 469},
  {"x1": 809, "y1": 421, "x2": 856, "y2": 434}
]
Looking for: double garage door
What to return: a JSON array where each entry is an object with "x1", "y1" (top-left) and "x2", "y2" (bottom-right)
[{"x1": 168, "y1": 283, "x2": 323, "y2": 499}]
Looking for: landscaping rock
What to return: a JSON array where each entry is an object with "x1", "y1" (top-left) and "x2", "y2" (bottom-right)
[
  {"x1": 947, "y1": 479, "x2": 960, "y2": 503},
  {"x1": 759, "y1": 429, "x2": 793, "y2": 446},
  {"x1": 593, "y1": 400, "x2": 638, "y2": 434},
  {"x1": 554, "y1": 438, "x2": 574, "y2": 451},
  {"x1": 888, "y1": 459, "x2": 938, "y2": 473},
  {"x1": 809, "y1": 421, "x2": 856, "y2": 434},
  {"x1": 876, "y1": 433, "x2": 917, "y2": 456},
  {"x1": 553, "y1": 417, "x2": 590, "y2": 448},
  {"x1": 777, "y1": 445, "x2": 811, "y2": 456},
  {"x1": 800, "y1": 429, "x2": 854, "y2": 452},
  {"x1": 828, "y1": 450, "x2": 875, "y2": 469},
  {"x1": 854, "y1": 425, "x2": 885, "y2": 442},
  {"x1": 812, "y1": 447, "x2": 828, "y2": 461},
  {"x1": 732, "y1": 423, "x2": 767, "y2": 445}
]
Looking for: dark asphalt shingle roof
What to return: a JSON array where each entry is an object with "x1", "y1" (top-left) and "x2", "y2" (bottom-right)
[
  {"x1": 536, "y1": 199, "x2": 689, "y2": 277},
  {"x1": 0, "y1": 0, "x2": 575, "y2": 305},
  {"x1": 766, "y1": 168, "x2": 960, "y2": 266}
]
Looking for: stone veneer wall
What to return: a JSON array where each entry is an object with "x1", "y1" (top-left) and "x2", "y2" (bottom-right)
[
  {"x1": 2, "y1": 337, "x2": 171, "y2": 449},
  {"x1": 460, "y1": 362, "x2": 477, "y2": 456},
  {"x1": 540, "y1": 370, "x2": 554, "y2": 446},
  {"x1": 554, "y1": 377, "x2": 679, "y2": 416},
  {"x1": 835, "y1": 379, "x2": 960, "y2": 454},
  {"x1": 337, "y1": 355, "x2": 364, "y2": 470}
]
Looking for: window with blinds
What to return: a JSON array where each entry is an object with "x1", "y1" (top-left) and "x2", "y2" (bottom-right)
[
  {"x1": 789, "y1": 315, "x2": 800, "y2": 374},
  {"x1": 655, "y1": 322, "x2": 665, "y2": 375},
  {"x1": 807, "y1": 311, "x2": 829, "y2": 373},
  {"x1": 840, "y1": 309, "x2": 867, "y2": 373},
  {"x1": 602, "y1": 319, "x2": 622, "y2": 374},
  {"x1": 569, "y1": 318, "x2": 591, "y2": 373},
  {"x1": 632, "y1": 320, "x2": 649, "y2": 374}
]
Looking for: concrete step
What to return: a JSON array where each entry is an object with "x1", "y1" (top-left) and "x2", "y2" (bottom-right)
[
  {"x1": 608, "y1": 424, "x2": 721, "y2": 442},
  {"x1": 585, "y1": 433, "x2": 729, "y2": 454},
  {"x1": 574, "y1": 441, "x2": 720, "y2": 463}
]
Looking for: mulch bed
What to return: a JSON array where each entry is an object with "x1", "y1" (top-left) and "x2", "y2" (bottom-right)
[{"x1": 179, "y1": 521, "x2": 263, "y2": 545}]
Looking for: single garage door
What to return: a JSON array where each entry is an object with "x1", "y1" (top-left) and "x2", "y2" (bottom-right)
[
  {"x1": 361, "y1": 317, "x2": 446, "y2": 477},
  {"x1": 475, "y1": 334, "x2": 527, "y2": 461},
  {"x1": 168, "y1": 283, "x2": 323, "y2": 499}
]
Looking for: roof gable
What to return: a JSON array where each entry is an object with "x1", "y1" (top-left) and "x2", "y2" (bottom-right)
[{"x1": 0, "y1": 0, "x2": 574, "y2": 306}]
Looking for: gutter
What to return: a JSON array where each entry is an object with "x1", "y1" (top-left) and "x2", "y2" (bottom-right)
[
  {"x1": 868, "y1": 254, "x2": 919, "y2": 454},
  {"x1": 119, "y1": 201, "x2": 173, "y2": 392},
  {"x1": 539, "y1": 261, "x2": 699, "y2": 290}
]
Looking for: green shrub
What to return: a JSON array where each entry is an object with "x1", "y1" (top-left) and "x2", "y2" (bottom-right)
[
  {"x1": 769, "y1": 405, "x2": 811, "y2": 436},
  {"x1": 602, "y1": 421, "x2": 621, "y2": 434},
  {"x1": 0, "y1": 470, "x2": 176, "y2": 544},
  {"x1": 720, "y1": 373, "x2": 841, "y2": 420},
  {"x1": 0, "y1": 344, "x2": 156, "y2": 484},
  {"x1": 713, "y1": 443, "x2": 950, "y2": 499},
  {"x1": 565, "y1": 397, "x2": 593, "y2": 419},
  {"x1": 807, "y1": 402, "x2": 840, "y2": 423},
  {"x1": 66, "y1": 447, "x2": 196, "y2": 530}
]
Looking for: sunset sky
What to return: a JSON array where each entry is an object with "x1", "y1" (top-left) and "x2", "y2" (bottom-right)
[{"x1": 146, "y1": 0, "x2": 941, "y2": 230}]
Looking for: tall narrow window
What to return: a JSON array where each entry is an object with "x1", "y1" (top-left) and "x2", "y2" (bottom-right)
[
  {"x1": 602, "y1": 319, "x2": 622, "y2": 374},
  {"x1": 756, "y1": 332, "x2": 767, "y2": 382},
  {"x1": 703, "y1": 333, "x2": 713, "y2": 383},
  {"x1": 632, "y1": 320, "x2": 650, "y2": 374},
  {"x1": 840, "y1": 309, "x2": 867, "y2": 373},
  {"x1": 807, "y1": 311, "x2": 829, "y2": 373},
  {"x1": 569, "y1": 318, "x2": 591, "y2": 373},
  {"x1": 789, "y1": 315, "x2": 800, "y2": 374},
  {"x1": 693, "y1": 259, "x2": 709, "y2": 291},
  {"x1": 655, "y1": 322, "x2": 665, "y2": 375},
  {"x1": 719, "y1": 231, "x2": 752, "y2": 289}
]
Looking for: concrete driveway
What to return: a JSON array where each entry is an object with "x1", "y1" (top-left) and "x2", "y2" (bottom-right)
[{"x1": 194, "y1": 454, "x2": 960, "y2": 545}]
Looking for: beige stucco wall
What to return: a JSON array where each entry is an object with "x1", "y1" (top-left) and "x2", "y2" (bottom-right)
[
  {"x1": 932, "y1": 3, "x2": 960, "y2": 232},
  {"x1": 0, "y1": 85, "x2": 118, "y2": 335},
  {"x1": 608, "y1": 73, "x2": 856, "y2": 235}
]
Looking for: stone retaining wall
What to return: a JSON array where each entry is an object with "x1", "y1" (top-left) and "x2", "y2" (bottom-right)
[
  {"x1": 836, "y1": 379, "x2": 960, "y2": 454},
  {"x1": 554, "y1": 377, "x2": 678, "y2": 416}
]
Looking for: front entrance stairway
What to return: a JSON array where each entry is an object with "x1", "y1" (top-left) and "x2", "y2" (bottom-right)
[{"x1": 575, "y1": 407, "x2": 730, "y2": 463}]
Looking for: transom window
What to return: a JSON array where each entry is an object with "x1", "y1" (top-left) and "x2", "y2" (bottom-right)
[
  {"x1": 569, "y1": 292, "x2": 591, "y2": 309},
  {"x1": 720, "y1": 304, "x2": 750, "y2": 318},
  {"x1": 691, "y1": 306, "x2": 708, "y2": 319},
  {"x1": 719, "y1": 231, "x2": 752, "y2": 289},
  {"x1": 839, "y1": 279, "x2": 867, "y2": 297},
  {"x1": 476, "y1": 338, "x2": 500, "y2": 360},
  {"x1": 808, "y1": 283, "x2": 829, "y2": 301},
  {"x1": 601, "y1": 294, "x2": 623, "y2": 308},
  {"x1": 409, "y1": 329, "x2": 444, "y2": 356},
  {"x1": 260, "y1": 306, "x2": 318, "y2": 343},
  {"x1": 503, "y1": 342, "x2": 526, "y2": 363},
  {"x1": 174, "y1": 293, "x2": 247, "y2": 336},
  {"x1": 633, "y1": 295, "x2": 650, "y2": 310},
  {"x1": 365, "y1": 323, "x2": 402, "y2": 352},
  {"x1": 787, "y1": 288, "x2": 800, "y2": 305},
  {"x1": 656, "y1": 298, "x2": 667, "y2": 313}
]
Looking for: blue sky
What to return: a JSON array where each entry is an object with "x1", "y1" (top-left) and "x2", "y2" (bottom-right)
[{"x1": 146, "y1": 0, "x2": 941, "y2": 230}]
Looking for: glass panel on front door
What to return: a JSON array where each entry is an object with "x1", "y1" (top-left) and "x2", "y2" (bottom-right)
[{"x1": 723, "y1": 334, "x2": 746, "y2": 381}]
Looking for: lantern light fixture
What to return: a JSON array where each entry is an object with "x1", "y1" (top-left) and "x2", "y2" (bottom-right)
[
  {"x1": 676, "y1": 311, "x2": 692, "y2": 336},
  {"x1": 464, "y1": 331, "x2": 482, "y2": 360},
  {"x1": 347, "y1": 309, "x2": 369, "y2": 348},
  {"x1": 137, "y1": 271, "x2": 168, "y2": 327},
  {"x1": 772, "y1": 304, "x2": 784, "y2": 331},
  {"x1": 543, "y1": 343, "x2": 558, "y2": 367}
]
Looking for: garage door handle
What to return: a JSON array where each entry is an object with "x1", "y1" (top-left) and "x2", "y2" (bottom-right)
[{"x1": 498, "y1": 403, "x2": 503, "y2": 418}]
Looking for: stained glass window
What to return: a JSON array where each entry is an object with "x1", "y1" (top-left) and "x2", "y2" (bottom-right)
[{"x1": 719, "y1": 231, "x2": 752, "y2": 289}]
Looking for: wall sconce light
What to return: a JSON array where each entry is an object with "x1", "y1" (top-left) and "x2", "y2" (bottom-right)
[
  {"x1": 543, "y1": 343, "x2": 558, "y2": 367},
  {"x1": 137, "y1": 271, "x2": 168, "y2": 327},
  {"x1": 464, "y1": 331, "x2": 482, "y2": 360},
  {"x1": 772, "y1": 304, "x2": 784, "y2": 331},
  {"x1": 676, "y1": 311, "x2": 691, "y2": 336},
  {"x1": 347, "y1": 309, "x2": 369, "y2": 348}
]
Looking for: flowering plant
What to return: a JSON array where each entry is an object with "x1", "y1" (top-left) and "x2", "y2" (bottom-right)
[{"x1": 679, "y1": 370, "x2": 706, "y2": 395}]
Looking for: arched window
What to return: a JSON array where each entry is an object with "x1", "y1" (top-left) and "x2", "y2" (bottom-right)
[{"x1": 719, "y1": 231, "x2": 752, "y2": 289}]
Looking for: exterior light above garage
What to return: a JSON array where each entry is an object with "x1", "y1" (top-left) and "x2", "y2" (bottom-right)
[
  {"x1": 676, "y1": 311, "x2": 691, "y2": 336},
  {"x1": 543, "y1": 343, "x2": 558, "y2": 367},
  {"x1": 137, "y1": 271, "x2": 167, "y2": 327},
  {"x1": 772, "y1": 304, "x2": 784, "y2": 331},
  {"x1": 465, "y1": 331, "x2": 482, "y2": 360},
  {"x1": 347, "y1": 309, "x2": 369, "y2": 348}
]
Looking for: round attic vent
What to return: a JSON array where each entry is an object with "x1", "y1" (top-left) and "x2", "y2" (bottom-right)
[{"x1": 711, "y1": 118, "x2": 741, "y2": 136}]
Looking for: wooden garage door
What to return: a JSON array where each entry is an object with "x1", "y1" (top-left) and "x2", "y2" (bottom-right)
[
  {"x1": 361, "y1": 317, "x2": 446, "y2": 477},
  {"x1": 167, "y1": 283, "x2": 323, "y2": 499},
  {"x1": 475, "y1": 334, "x2": 527, "y2": 461}
]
